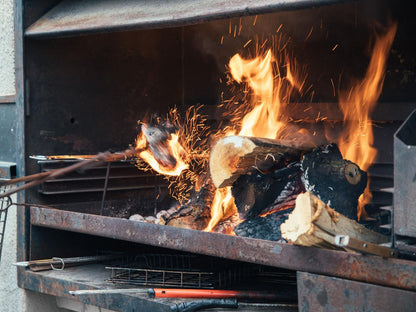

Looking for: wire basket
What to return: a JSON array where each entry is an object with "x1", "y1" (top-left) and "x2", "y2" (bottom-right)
[
  {"x1": 0, "y1": 187, "x2": 12, "y2": 262},
  {"x1": 106, "y1": 254, "x2": 254, "y2": 289}
]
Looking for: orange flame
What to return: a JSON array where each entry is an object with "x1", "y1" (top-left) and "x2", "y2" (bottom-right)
[
  {"x1": 135, "y1": 106, "x2": 209, "y2": 203},
  {"x1": 204, "y1": 187, "x2": 236, "y2": 232},
  {"x1": 136, "y1": 131, "x2": 189, "y2": 176},
  {"x1": 338, "y1": 23, "x2": 397, "y2": 219},
  {"x1": 206, "y1": 45, "x2": 306, "y2": 231},
  {"x1": 227, "y1": 48, "x2": 304, "y2": 139}
]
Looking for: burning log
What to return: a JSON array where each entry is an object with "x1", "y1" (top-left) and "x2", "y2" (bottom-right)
[
  {"x1": 301, "y1": 144, "x2": 367, "y2": 220},
  {"x1": 234, "y1": 208, "x2": 293, "y2": 241},
  {"x1": 209, "y1": 136, "x2": 313, "y2": 188},
  {"x1": 140, "y1": 121, "x2": 179, "y2": 170},
  {"x1": 164, "y1": 178, "x2": 215, "y2": 230},
  {"x1": 280, "y1": 192, "x2": 388, "y2": 249},
  {"x1": 232, "y1": 163, "x2": 303, "y2": 219}
]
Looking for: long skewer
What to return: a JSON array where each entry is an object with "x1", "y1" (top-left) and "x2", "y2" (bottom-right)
[{"x1": 0, "y1": 148, "x2": 139, "y2": 199}]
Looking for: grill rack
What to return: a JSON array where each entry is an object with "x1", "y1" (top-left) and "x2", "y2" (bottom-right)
[{"x1": 106, "y1": 254, "x2": 254, "y2": 289}]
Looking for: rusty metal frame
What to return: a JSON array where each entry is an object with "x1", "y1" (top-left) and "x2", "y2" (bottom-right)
[
  {"x1": 28, "y1": 206, "x2": 416, "y2": 291},
  {"x1": 297, "y1": 272, "x2": 416, "y2": 311},
  {"x1": 25, "y1": 0, "x2": 348, "y2": 38}
]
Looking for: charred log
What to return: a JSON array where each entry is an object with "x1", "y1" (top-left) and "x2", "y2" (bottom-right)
[
  {"x1": 212, "y1": 214, "x2": 241, "y2": 235},
  {"x1": 140, "y1": 120, "x2": 178, "y2": 169},
  {"x1": 232, "y1": 163, "x2": 303, "y2": 219},
  {"x1": 209, "y1": 136, "x2": 313, "y2": 188},
  {"x1": 234, "y1": 208, "x2": 294, "y2": 241},
  {"x1": 301, "y1": 144, "x2": 367, "y2": 220},
  {"x1": 164, "y1": 178, "x2": 214, "y2": 230}
]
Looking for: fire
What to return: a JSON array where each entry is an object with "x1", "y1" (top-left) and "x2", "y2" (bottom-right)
[
  {"x1": 136, "y1": 130, "x2": 188, "y2": 176},
  {"x1": 338, "y1": 23, "x2": 397, "y2": 218},
  {"x1": 134, "y1": 22, "x2": 397, "y2": 229},
  {"x1": 135, "y1": 106, "x2": 209, "y2": 203},
  {"x1": 227, "y1": 48, "x2": 304, "y2": 139},
  {"x1": 205, "y1": 45, "x2": 306, "y2": 231},
  {"x1": 204, "y1": 187, "x2": 237, "y2": 232}
]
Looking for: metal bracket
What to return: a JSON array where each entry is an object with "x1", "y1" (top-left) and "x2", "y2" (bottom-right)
[{"x1": 334, "y1": 235, "x2": 398, "y2": 258}]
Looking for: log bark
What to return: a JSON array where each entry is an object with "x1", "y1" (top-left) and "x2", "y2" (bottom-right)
[
  {"x1": 301, "y1": 144, "x2": 367, "y2": 220},
  {"x1": 234, "y1": 208, "x2": 294, "y2": 241},
  {"x1": 232, "y1": 163, "x2": 303, "y2": 218},
  {"x1": 280, "y1": 192, "x2": 388, "y2": 249},
  {"x1": 209, "y1": 136, "x2": 313, "y2": 188},
  {"x1": 164, "y1": 178, "x2": 214, "y2": 230}
]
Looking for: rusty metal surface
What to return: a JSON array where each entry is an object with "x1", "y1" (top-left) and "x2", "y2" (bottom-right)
[
  {"x1": 19, "y1": 263, "x2": 298, "y2": 311},
  {"x1": 394, "y1": 109, "x2": 416, "y2": 238},
  {"x1": 19, "y1": 264, "x2": 172, "y2": 312},
  {"x1": 30, "y1": 206, "x2": 416, "y2": 291},
  {"x1": 297, "y1": 272, "x2": 416, "y2": 312},
  {"x1": 25, "y1": 0, "x2": 347, "y2": 38}
]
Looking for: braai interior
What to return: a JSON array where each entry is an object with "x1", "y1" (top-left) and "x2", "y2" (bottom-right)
[{"x1": 11, "y1": 0, "x2": 416, "y2": 310}]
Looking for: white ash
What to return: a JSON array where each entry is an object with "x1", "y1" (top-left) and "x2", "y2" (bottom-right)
[
  {"x1": 167, "y1": 207, "x2": 178, "y2": 215},
  {"x1": 156, "y1": 210, "x2": 170, "y2": 220},
  {"x1": 129, "y1": 207, "x2": 179, "y2": 224},
  {"x1": 221, "y1": 136, "x2": 244, "y2": 148},
  {"x1": 145, "y1": 216, "x2": 157, "y2": 223},
  {"x1": 129, "y1": 214, "x2": 145, "y2": 222}
]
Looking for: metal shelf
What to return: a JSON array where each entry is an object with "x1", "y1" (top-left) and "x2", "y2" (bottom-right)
[{"x1": 30, "y1": 206, "x2": 416, "y2": 291}]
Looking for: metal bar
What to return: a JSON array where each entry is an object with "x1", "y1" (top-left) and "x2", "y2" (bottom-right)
[
  {"x1": 394, "y1": 109, "x2": 416, "y2": 238},
  {"x1": 70, "y1": 288, "x2": 149, "y2": 296},
  {"x1": 297, "y1": 272, "x2": 416, "y2": 311},
  {"x1": 39, "y1": 185, "x2": 161, "y2": 195},
  {"x1": 334, "y1": 235, "x2": 397, "y2": 258},
  {"x1": 100, "y1": 162, "x2": 111, "y2": 215},
  {"x1": 14, "y1": 255, "x2": 120, "y2": 268},
  {"x1": 25, "y1": 0, "x2": 348, "y2": 38},
  {"x1": 30, "y1": 206, "x2": 416, "y2": 291}
]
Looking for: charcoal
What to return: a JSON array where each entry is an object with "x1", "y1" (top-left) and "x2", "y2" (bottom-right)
[
  {"x1": 234, "y1": 208, "x2": 294, "y2": 241},
  {"x1": 301, "y1": 143, "x2": 367, "y2": 220},
  {"x1": 232, "y1": 163, "x2": 303, "y2": 219}
]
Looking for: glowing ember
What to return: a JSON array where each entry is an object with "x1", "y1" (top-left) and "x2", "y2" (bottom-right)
[
  {"x1": 204, "y1": 187, "x2": 237, "y2": 232},
  {"x1": 338, "y1": 23, "x2": 397, "y2": 219}
]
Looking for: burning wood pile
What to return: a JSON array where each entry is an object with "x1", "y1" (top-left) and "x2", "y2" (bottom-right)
[
  {"x1": 126, "y1": 22, "x2": 397, "y2": 253},
  {"x1": 0, "y1": 21, "x2": 398, "y2": 255}
]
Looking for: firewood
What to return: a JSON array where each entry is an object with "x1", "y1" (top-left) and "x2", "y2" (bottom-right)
[
  {"x1": 164, "y1": 178, "x2": 214, "y2": 230},
  {"x1": 209, "y1": 136, "x2": 314, "y2": 188},
  {"x1": 234, "y1": 208, "x2": 294, "y2": 241},
  {"x1": 232, "y1": 163, "x2": 303, "y2": 219},
  {"x1": 280, "y1": 192, "x2": 388, "y2": 249},
  {"x1": 301, "y1": 144, "x2": 367, "y2": 220},
  {"x1": 140, "y1": 122, "x2": 178, "y2": 169}
]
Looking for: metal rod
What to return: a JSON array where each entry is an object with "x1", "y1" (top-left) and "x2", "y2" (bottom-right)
[
  {"x1": 14, "y1": 255, "x2": 120, "y2": 268},
  {"x1": 0, "y1": 148, "x2": 139, "y2": 198},
  {"x1": 70, "y1": 288, "x2": 149, "y2": 296},
  {"x1": 100, "y1": 162, "x2": 112, "y2": 216}
]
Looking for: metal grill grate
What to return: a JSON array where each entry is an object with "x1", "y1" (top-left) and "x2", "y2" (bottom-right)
[{"x1": 106, "y1": 254, "x2": 253, "y2": 289}]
